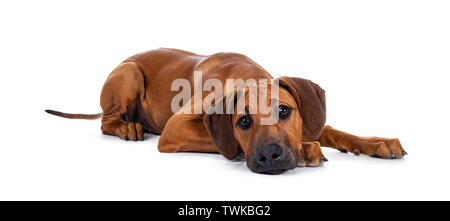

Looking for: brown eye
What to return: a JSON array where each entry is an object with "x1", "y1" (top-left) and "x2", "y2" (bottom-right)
[
  {"x1": 279, "y1": 105, "x2": 291, "y2": 120},
  {"x1": 237, "y1": 115, "x2": 252, "y2": 130}
]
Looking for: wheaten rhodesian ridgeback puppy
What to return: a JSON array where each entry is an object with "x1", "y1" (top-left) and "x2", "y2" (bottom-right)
[{"x1": 46, "y1": 48, "x2": 406, "y2": 174}]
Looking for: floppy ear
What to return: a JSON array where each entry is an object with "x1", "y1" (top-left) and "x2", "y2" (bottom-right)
[
  {"x1": 278, "y1": 76, "x2": 326, "y2": 140},
  {"x1": 203, "y1": 96, "x2": 241, "y2": 160}
]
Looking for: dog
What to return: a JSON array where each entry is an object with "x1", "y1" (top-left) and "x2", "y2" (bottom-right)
[{"x1": 46, "y1": 48, "x2": 406, "y2": 174}]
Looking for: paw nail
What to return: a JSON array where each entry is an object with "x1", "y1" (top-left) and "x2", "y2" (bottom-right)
[
  {"x1": 371, "y1": 154, "x2": 380, "y2": 158},
  {"x1": 133, "y1": 137, "x2": 138, "y2": 141},
  {"x1": 304, "y1": 158, "x2": 311, "y2": 163},
  {"x1": 353, "y1": 149, "x2": 360, "y2": 156},
  {"x1": 402, "y1": 151, "x2": 408, "y2": 155},
  {"x1": 391, "y1": 153, "x2": 396, "y2": 159},
  {"x1": 320, "y1": 157, "x2": 328, "y2": 162},
  {"x1": 140, "y1": 137, "x2": 144, "y2": 141},
  {"x1": 125, "y1": 136, "x2": 129, "y2": 141},
  {"x1": 339, "y1": 149, "x2": 348, "y2": 153}
]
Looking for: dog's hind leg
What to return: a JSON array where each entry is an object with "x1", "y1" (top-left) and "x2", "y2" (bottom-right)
[{"x1": 100, "y1": 62, "x2": 147, "y2": 141}]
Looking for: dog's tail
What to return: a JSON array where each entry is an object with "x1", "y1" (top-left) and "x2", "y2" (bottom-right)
[{"x1": 45, "y1": 109, "x2": 102, "y2": 120}]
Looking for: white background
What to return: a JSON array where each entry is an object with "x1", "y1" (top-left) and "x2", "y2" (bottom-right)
[{"x1": 1, "y1": 0, "x2": 449, "y2": 200}]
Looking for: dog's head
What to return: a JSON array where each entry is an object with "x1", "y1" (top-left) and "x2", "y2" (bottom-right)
[{"x1": 203, "y1": 77, "x2": 326, "y2": 174}]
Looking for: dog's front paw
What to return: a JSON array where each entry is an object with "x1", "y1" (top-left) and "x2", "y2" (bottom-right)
[
  {"x1": 297, "y1": 141, "x2": 327, "y2": 167},
  {"x1": 345, "y1": 137, "x2": 406, "y2": 159},
  {"x1": 369, "y1": 137, "x2": 406, "y2": 159}
]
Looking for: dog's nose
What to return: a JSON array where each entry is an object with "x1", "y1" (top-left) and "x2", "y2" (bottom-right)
[{"x1": 255, "y1": 143, "x2": 283, "y2": 166}]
